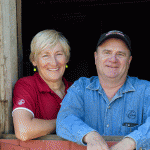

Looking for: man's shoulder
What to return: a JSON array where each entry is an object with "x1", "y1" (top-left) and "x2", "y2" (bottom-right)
[
  {"x1": 71, "y1": 76, "x2": 98, "y2": 88},
  {"x1": 128, "y1": 76, "x2": 150, "y2": 94},
  {"x1": 128, "y1": 76, "x2": 150, "y2": 86}
]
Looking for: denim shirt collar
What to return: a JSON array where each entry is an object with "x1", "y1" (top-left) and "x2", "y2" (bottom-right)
[{"x1": 86, "y1": 76, "x2": 135, "y2": 94}]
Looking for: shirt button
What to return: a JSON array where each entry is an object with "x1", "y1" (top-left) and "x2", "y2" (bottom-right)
[
  {"x1": 108, "y1": 106, "x2": 111, "y2": 109},
  {"x1": 139, "y1": 148, "x2": 143, "y2": 150},
  {"x1": 107, "y1": 124, "x2": 109, "y2": 128},
  {"x1": 127, "y1": 124, "x2": 130, "y2": 127}
]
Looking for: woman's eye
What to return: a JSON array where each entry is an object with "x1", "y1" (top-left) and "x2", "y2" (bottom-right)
[
  {"x1": 57, "y1": 53, "x2": 63, "y2": 55},
  {"x1": 42, "y1": 55, "x2": 48, "y2": 57}
]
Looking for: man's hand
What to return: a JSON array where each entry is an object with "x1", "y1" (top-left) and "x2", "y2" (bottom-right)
[
  {"x1": 110, "y1": 137, "x2": 136, "y2": 150},
  {"x1": 83, "y1": 131, "x2": 110, "y2": 150}
]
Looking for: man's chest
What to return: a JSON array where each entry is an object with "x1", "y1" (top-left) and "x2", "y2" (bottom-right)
[{"x1": 84, "y1": 91, "x2": 144, "y2": 135}]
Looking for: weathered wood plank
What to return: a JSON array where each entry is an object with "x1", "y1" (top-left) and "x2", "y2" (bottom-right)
[
  {"x1": 1, "y1": 134, "x2": 124, "y2": 142},
  {"x1": 0, "y1": 0, "x2": 18, "y2": 134}
]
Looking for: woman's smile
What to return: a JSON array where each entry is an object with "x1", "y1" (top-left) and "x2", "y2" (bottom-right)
[{"x1": 48, "y1": 68, "x2": 59, "y2": 71}]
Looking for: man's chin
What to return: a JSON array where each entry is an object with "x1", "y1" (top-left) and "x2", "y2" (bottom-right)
[{"x1": 106, "y1": 74, "x2": 119, "y2": 79}]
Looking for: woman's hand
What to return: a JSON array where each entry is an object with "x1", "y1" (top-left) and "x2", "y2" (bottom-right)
[{"x1": 83, "y1": 131, "x2": 110, "y2": 150}]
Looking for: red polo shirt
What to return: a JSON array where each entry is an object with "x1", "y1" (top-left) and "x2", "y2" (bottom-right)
[{"x1": 12, "y1": 72, "x2": 72, "y2": 120}]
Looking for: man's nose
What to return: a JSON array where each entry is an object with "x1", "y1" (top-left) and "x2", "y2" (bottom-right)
[{"x1": 109, "y1": 54, "x2": 118, "y2": 62}]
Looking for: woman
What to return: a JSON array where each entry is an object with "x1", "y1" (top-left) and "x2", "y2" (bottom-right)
[{"x1": 12, "y1": 29, "x2": 72, "y2": 141}]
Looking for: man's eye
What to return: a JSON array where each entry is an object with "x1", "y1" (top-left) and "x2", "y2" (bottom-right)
[
  {"x1": 118, "y1": 53, "x2": 125, "y2": 56},
  {"x1": 104, "y1": 51, "x2": 111, "y2": 54}
]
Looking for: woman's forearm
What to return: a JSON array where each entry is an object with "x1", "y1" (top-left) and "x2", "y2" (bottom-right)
[
  {"x1": 28, "y1": 118, "x2": 56, "y2": 139},
  {"x1": 16, "y1": 118, "x2": 56, "y2": 141}
]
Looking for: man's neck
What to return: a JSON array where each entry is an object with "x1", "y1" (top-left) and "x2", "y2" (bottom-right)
[
  {"x1": 99, "y1": 75, "x2": 126, "y2": 89},
  {"x1": 98, "y1": 75, "x2": 126, "y2": 101}
]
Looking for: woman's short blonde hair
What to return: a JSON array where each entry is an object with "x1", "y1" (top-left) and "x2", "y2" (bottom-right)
[{"x1": 30, "y1": 29, "x2": 70, "y2": 63}]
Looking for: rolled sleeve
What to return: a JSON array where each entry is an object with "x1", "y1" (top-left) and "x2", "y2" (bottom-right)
[
  {"x1": 56, "y1": 79, "x2": 97, "y2": 145},
  {"x1": 125, "y1": 112, "x2": 150, "y2": 150},
  {"x1": 57, "y1": 114, "x2": 97, "y2": 145}
]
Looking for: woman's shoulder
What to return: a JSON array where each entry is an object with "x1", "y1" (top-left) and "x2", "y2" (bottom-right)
[
  {"x1": 67, "y1": 80, "x2": 73, "y2": 87},
  {"x1": 63, "y1": 77, "x2": 73, "y2": 88},
  {"x1": 15, "y1": 73, "x2": 37, "y2": 88}
]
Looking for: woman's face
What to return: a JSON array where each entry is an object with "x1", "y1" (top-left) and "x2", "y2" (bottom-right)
[{"x1": 33, "y1": 42, "x2": 68, "y2": 83}]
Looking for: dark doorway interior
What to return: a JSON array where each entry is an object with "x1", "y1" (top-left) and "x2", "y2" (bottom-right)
[{"x1": 22, "y1": 0, "x2": 150, "y2": 82}]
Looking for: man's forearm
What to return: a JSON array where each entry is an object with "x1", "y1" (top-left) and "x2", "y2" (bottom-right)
[
  {"x1": 83, "y1": 131, "x2": 100, "y2": 144},
  {"x1": 83, "y1": 131, "x2": 109, "y2": 150},
  {"x1": 110, "y1": 137, "x2": 136, "y2": 150}
]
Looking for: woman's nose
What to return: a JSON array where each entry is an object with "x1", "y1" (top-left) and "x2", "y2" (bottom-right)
[{"x1": 48, "y1": 56, "x2": 58, "y2": 66}]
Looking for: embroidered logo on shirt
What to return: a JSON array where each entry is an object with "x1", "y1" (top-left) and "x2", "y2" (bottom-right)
[
  {"x1": 18, "y1": 99, "x2": 25, "y2": 105},
  {"x1": 127, "y1": 110, "x2": 136, "y2": 119}
]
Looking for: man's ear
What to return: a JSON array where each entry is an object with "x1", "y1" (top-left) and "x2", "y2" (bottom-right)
[
  {"x1": 129, "y1": 55, "x2": 132, "y2": 65},
  {"x1": 94, "y1": 51, "x2": 98, "y2": 65}
]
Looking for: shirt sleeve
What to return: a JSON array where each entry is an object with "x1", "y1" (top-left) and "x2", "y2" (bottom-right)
[
  {"x1": 12, "y1": 78, "x2": 36, "y2": 117},
  {"x1": 125, "y1": 87, "x2": 150, "y2": 150},
  {"x1": 56, "y1": 79, "x2": 97, "y2": 145}
]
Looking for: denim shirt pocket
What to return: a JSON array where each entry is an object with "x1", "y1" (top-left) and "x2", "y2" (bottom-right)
[
  {"x1": 121, "y1": 109, "x2": 142, "y2": 135},
  {"x1": 121, "y1": 122, "x2": 141, "y2": 135},
  {"x1": 121, "y1": 91, "x2": 143, "y2": 136}
]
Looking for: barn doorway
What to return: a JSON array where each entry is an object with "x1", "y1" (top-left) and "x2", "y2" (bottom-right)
[{"x1": 21, "y1": 1, "x2": 150, "y2": 82}]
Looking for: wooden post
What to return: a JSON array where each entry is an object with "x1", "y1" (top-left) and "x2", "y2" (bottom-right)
[
  {"x1": 0, "y1": 0, "x2": 18, "y2": 134},
  {"x1": 16, "y1": 0, "x2": 23, "y2": 79}
]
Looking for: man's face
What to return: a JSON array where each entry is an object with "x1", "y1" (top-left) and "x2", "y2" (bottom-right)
[{"x1": 94, "y1": 38, "x2": 132, "y2": 80}]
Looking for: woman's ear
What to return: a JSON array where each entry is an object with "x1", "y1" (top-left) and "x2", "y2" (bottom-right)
[
  {"x1": 32, "y1": 60, "x2": 37, "y2": 67},
  {"x1": 65, "y1": 56, "x2": 69, "y2": 64}
]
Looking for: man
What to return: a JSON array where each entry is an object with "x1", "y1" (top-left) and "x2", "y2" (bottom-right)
[{"x1": 56, "y1": 30, "x2": 150, "y2": 150}]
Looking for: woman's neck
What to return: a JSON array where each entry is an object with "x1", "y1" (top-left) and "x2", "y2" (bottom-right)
[
  {"x1": 47, "y1": 79, "x2": 65, "y2": 92},
  {"x1": 47, "y1": 79, "x2": 65, "y2": 99}
]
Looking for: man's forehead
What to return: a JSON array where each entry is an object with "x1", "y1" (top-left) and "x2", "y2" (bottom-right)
[
  {"x1": 100, "y1": 49, "x2": 127, "y2": 53},
  {"x1": 98, "y1": 38, "x2": 130, "y2": 50}
]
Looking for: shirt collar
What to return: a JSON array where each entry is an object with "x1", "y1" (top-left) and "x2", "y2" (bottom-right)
[
  {"x1": 119, "y1": 76, "x2": 135, "y2": 93},
  {"x1": 86, "y1": 76, "x2": 101, "y2": 91},
  {"x1": 34, "y1": 72, "x2": 70, "y2": 93},
  {"x1": 86, "y1": 76, "x2": 135, "y2": 94}
]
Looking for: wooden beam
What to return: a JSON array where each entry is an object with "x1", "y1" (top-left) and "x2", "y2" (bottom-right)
[
  {"x1": 16, "y1": 0, "x2": 23, "y2": 79},
  {"x1": 0, "y1": 0, "x2": 18, "y2": 133},
  {"x1": 1, "y1": 134, "x2": 124, "y2": 142}
]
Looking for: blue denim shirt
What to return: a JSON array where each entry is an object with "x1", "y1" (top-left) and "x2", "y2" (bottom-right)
[{"x1": 56, "y1": 76, "x2": 150, "y2": 150}]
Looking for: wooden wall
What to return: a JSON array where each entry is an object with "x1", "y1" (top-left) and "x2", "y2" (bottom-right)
[{"x1": 0, "y1": 0, "x2": 19, "y2": 134}]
